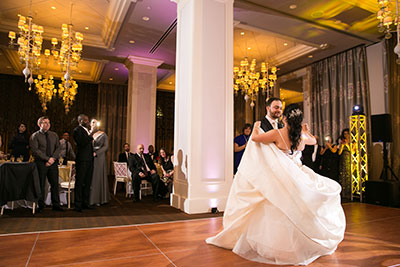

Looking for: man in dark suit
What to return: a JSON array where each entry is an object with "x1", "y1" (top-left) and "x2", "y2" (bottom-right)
[
  {"x1": 128, "y1": 144, "x2": 162, "y2": 202},
  {"x1": 30, "y1": 116, "x2": 63, "y2": 212},
  {"x1": 260, "y1": 97, "x2": 284, "y2": 132},
  {"x1": 73, "y1": 114, "x2": 94, "y2": 212},
  {"x1": 118, "y1": 143, "x2": 133, "y2": 164}
]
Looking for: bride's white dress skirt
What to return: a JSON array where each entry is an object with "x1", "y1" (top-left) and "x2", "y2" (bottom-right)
[{"x1": 206, "y1": 140, "x2": 346, "y2": 266}]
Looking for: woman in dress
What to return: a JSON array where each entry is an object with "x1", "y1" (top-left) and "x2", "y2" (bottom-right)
[
  {"x1": 206, "y1": 104, "x2": 345, "y2": 266},
  {"x1": 338, "y1": 128, "x2": 351, "y2": 200},
  {"x1": 320, "y1": 135, "x2": 339, "y2": 182},
  {"x1": 9, "y1": 123, "x2": 30, "y2": 161},
  {"x1": 159, "y1": 148, "x2": 174, "y2": 194},
  {"x1": 89, "y1": 119, "x2": 110, "y2": 206},
  {"x1": 234, "y1": 123, "x2": 252, "y2": 174}
]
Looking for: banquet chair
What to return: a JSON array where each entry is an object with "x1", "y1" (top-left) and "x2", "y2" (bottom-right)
[
  {"x1": 140, "y1": 180, "x2": 152, "y2": 199},
  {"x1": 60, "y1": 161, "x2": 75, "y2": 209},
  {"x1": 113, "y1": 162, "x2": 132, "y2": 197}
]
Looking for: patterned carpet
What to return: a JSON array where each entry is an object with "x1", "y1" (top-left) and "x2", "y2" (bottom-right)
[{"x1": 0, "y1": 193, "x2": 222, "y2": 235}]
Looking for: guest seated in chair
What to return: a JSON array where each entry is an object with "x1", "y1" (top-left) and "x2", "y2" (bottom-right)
[
  {"x1": 159, "y1": 148, "x2": 174, "y2": 195},
  {"x1": 148, "y1": 145, "x2": 157, "y2": 163},
  {"x1": 128, "y1": 144, "x2": 162, "y2": 202},
  {"x1": 118, "y1": 143, "x2": 133, "y2": 165}
]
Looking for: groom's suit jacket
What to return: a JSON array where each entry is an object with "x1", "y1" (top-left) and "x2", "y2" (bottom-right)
[{"x1": 260, "y1": 117, "x2": 283, "y2": 133}]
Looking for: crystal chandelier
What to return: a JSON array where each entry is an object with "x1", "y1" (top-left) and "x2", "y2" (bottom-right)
[
  {"x1": 8, "y1": 1, "x2": 44, "y2": 90},
  {"x1": 33, "y1": 50, "x2": 56, "y2": 112},
  {"x1": 51, "y1": 4, "x2": 83, "y2": 113},
  {"x1": 233, "y1": 57, "x2": 277, "y2": 108},
  {"x1": 377, "y1": 0, "x2": 398, "y2": 39}
]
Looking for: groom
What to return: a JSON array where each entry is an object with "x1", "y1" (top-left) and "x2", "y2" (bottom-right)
[{"x1": 260, "y1": 97, "x2": 283, "y2": 132}]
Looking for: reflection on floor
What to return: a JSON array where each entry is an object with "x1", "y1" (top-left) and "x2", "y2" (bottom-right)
[
  {"x1": 0, "y1": 193, "x2": 222, "y2": 235},
  {"x1": 0, "y1": 203, "x2": 399, "y2": 266}
]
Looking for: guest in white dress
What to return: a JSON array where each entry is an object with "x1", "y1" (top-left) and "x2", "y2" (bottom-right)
[{"x1": 206, "y1": 104, "x2": 345, "y2": 266}]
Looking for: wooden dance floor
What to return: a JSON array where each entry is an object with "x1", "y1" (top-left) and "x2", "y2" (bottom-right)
[{"x1": 1, "y1": 202, "x2": 399, "y2": 266}]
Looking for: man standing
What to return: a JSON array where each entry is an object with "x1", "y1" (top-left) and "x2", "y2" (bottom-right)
[
  {"x1": 118, "y1": 143, "x2": 133, "y2": 164},
  {"x1": 30, "y1": 116, "x2": 63, "y2": 212},
  {"x1": 73, "y1": 114, "x2": 94, "y2": 212},
  {"x1": 260, "y1": 97, "x2": 283, "y2": 132},
  {"x1": 129, "y1": 144, "x2": 162, "y2": 202},
  {"x1": 59, "y1": 131, "x2": 75, "y2": 165}
]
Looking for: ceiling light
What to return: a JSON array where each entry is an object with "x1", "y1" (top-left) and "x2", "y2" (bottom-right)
[
  {"x1": 129, "y1": 40, "x2": 135, "y2": 44},
  {"x1": 284, "y1": 42, "x2": 288, "y2": 46},
  {"x1": 169, "y1": 81, "x2": 172, "y2": 84},
  {"x1": 247, "y1": 47, "x2": 251, "y2": 50},
  {"x1": 109, "y1": 77, "x2": 113, "y2": 81},
  {"x1": 308, "y1": 55, "x2": 313, "y2": 58},
  {"x1": 240, "y1": 32, "x2": 245, "y2": 35},
  {"x1": 79, "y1": 70, "x2": 82, "y2": 73},
  {"x1": 85, "y1": 26, "x2": 89, "y2": 30},
  {"x1": 311, "y1": 11, "x2": 324, "y2": 18},
  {"x1": 319, "y1": 43, "x2": 328, "y2": 49},
  {"x1": 51, "y1": 6, "x2": 56, "y2": 10},
  {"x1": 114, "y1": 67, "x2": 119, "y2": 71},
  {"x1": 142, "y1": 16, "x2": 150, "y2": 21},
  {"x1": 289, "y1": 4, "x2": 297, "y2": 9}
]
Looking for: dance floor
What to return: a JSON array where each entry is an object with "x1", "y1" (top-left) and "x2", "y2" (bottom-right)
[{"x1": 1, "y1": 202, "x2": 399, "y2": 266}]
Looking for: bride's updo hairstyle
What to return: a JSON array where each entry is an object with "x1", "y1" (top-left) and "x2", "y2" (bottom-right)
[{"x1": 282, "y1": 103, "x2": 303, "y2": 153}]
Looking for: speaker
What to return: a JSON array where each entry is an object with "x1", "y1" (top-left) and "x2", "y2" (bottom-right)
[
  {"x1": 371, "y1": 114, "x2": 392, "y2": 142},
  {"x1": 365, "y1": 180, "x2": 400, "y2": 207}
]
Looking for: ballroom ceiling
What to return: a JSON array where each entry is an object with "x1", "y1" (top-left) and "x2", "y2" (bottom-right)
[{"x1": 0, "y1": 0, "x2": 384, "y2": 89}]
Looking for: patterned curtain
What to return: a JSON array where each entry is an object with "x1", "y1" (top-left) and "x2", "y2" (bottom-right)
[
  {"x1": 310, "y1": 46, "x2": 371, "y2": 143},
  {"x1": 97, "y1": 83, "x2": 128, "y2": 175},
  {"x1": 234, "y1": 93, "x2": 246, "y2": 136},
  {"x1": 155, "y1": 91, "x2": 175, "y2": 155},
  {"x1": 0, "y1": 74, "x2": 97, "y2": 154},
  {"x1": 384, "y1": 37, "x2": 400, "y2": 177}
]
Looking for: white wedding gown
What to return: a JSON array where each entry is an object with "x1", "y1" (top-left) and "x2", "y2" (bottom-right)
[{"x1": 206, "y1": 133, "x2": 346, "y2": 265}]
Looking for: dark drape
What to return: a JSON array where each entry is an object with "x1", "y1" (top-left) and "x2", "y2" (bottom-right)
[
  {"x1": 384, "y1": 37, "x2": 400, "y2": 177},
  {"x1": 310, "y1": 46, "x2": 371, "y2": 143},
  {"x1": 234, "y1": 93, "x2": 246, "y2": 136},
  {"x1": 0, "y1": 74, "x2": 97, "y2": 154},
  {"x1": 156, "y1": 90, "x2": 175, "y2": 155},
  {"x1": 97, "y1": 83, "x2": 128, "y2": 175}
]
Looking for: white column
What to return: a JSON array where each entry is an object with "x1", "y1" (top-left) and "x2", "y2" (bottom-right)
[
  {"x1": 172, "y1": 0, "x2": 234, "y2": 214},
  {"x1": 125, "y1": 56, "x2": 163, "y2": 149}
]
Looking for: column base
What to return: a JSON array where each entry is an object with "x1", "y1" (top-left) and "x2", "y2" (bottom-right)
[{"x1": 171, "y1": 193, "x2": 228, "y2": 214}]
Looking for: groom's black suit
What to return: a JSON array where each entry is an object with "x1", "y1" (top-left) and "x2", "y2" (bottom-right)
[{"x1": 260, "y1": 116, "x2": 283, "y2": 132}]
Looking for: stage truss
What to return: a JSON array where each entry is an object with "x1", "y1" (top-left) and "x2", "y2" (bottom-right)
[{"x1": 350, "y1": 115, "x2": 368, "y2": 201}]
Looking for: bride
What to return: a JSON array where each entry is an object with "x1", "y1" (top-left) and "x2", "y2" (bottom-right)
[{"x1": 206, "y1": 104, "x2": 345, "y2": 265}]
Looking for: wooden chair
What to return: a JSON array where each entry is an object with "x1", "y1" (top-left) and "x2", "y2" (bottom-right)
[
  {"x1": 113, "y1": 162, "x2": 131, "y2": 197},
  {"x1": 60, "y1": 161, "x2": 75, "y2": 209}
]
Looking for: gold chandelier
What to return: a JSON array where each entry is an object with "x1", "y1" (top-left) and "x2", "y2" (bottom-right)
[
  {"x1": 34, "y1": 50, "x2": 56, "y2": 112},
  {"x1": 8, "y1": 7, "x2": 44, "y2": 90},
  {"x1": 377, "y1": 0, "x2": 398, "y2": 39},
  {"x1": 50, "y1": 4, "x2": 83, "y2": 113},
  {"x1": 58, "y1": 77, "x2": 78, "y2": 114},
  {"x1": 233, "y1": 57, "x2": 277, "y2": 108}
]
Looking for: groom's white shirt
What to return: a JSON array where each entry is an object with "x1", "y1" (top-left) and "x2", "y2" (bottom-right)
[{"x1": 265, "y1": 115, "x2": 279, "y2": 130}]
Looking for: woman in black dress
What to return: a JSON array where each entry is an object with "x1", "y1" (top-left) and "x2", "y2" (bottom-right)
[
  {"x1": 9, "y1": 123, "x2": 30, "y2": 161},
  {"x1": 319, "y1": 135, "x2": 339, "y2": 182},
  {"x1": 159, "y1": 148, "x2": 174, "y2": 195}
]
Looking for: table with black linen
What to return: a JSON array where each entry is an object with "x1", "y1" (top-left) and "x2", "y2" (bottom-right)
[{"x1": 0, "y1": 162, "x2": 41, "y2": 208}]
